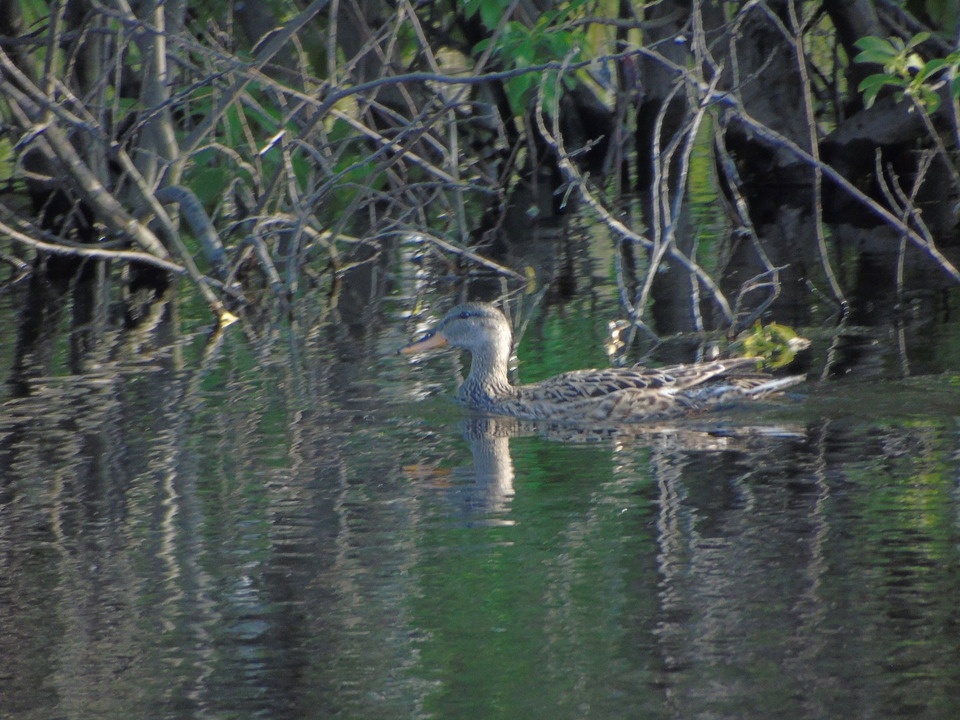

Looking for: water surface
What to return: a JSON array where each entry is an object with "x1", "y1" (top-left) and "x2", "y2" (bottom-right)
[{"x1": 2, "y1": 288, "x2": 960, "y2": 720}]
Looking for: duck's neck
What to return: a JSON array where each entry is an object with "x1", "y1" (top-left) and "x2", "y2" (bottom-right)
[{"x1": 456, "y1": 339, "x2": 514, "y2": 407}]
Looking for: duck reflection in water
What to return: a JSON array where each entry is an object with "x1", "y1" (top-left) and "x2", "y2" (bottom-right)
[
  {"x1": 457, "y1": 417, "x2": 517, "y2": 524},
  {"x1": 410, "y1": 415, "x2": 806, "y2": 526},
  {"x1": 400, "y1": 301, "x2": 806, "y2": 521}
]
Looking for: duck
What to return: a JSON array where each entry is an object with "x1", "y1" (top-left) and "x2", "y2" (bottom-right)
[{"x1": 399, "y1": 302, "x2": 805, "y2": 424}]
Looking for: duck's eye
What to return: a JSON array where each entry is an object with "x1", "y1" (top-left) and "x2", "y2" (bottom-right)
[{"x1": 458, "y1": 310, "x2": 473, "y2": 319}]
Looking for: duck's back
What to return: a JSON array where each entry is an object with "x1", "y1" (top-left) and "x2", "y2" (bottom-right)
[{"x1": 499, "y1": 358, "x2": 775, "y2": 423}]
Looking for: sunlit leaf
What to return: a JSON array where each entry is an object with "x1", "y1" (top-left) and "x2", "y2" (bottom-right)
[
  {"x1": 218, "y1": 310, "x2": 240, "y2": 328},
  {"x1": 905, "y1": 52, "x2": 926, "y2": 72},
  {"x1": 734, "y1": 322, "x2": 810, "y2": 368}
]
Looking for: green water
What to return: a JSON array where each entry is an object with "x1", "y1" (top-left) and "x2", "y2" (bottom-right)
[{"x1": 3, "y1": 284, "x2": 960, "y2": 719}]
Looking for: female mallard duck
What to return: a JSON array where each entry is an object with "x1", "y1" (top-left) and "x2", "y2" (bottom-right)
[{"x1": 400, "y1": 302, "x2": 804, "y2": 423}]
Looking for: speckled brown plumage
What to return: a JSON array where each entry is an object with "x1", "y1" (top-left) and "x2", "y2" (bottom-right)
[{"x1": 400, "y1": 302, "x2": 804, "y2": 424}]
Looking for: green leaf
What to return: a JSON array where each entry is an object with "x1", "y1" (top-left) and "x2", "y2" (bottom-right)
[
  {"x1": 543, "y1": 31, "x2": 573, "y2": 59},
  {"x1": 189, "y1": 167, "x2": 233, "y2": 206},
  {"x1": 462, "y1": 0, "x2": 512, "y2": 26},
  {"x1": 479, "y1": 1, "x2": 504, "y2": 29},
  {"x1": 918, "y1": 86, "x2": 941, "y2": 112},
  {"x1": 854, "y1": 36, "x2": 897, "y2": 59},
  {"x1": 505, "y1": 73, "x2": 536, "y2": 114},
  {"x1": 857, "y1": 73, "x2": 906, "y2": 93},
  {"x1": 461, "y1": 0, "x2": 481, "y2": 17},
  {"x1": 854, "y1": 48, "x2": 898, "y2": 66},
  {"x1": 858, "y1": 74, "x2": 906, "y2": 108},
  {"x1": 904, "y1": 31, "x2": 931, "y2": 50},
  {"x1": 915, "y1": 57, "x2": 950, "y2": 83},
  {"x1": 906, "y1": 83, "x2": 934, "y2": 110}
]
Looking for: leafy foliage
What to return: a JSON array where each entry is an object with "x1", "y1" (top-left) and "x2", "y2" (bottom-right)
[
  {"x1": 733, "y1": 322, "x2": 811, "y2": 369},
  {"x1": 3, "y1": 0, "x2": 960, "y2": 334},
  {"x1": 467, "y1": 1, "x2": 590, "y2": 114},
  {"x1": 854, "y1": 33, "x2": 960, "y2": 111}
]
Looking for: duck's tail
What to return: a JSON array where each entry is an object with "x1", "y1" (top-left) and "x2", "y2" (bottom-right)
[
  {"x1": 738, "y1": 374, "x2": 807, "y2": 398},
  {"x1": 679, "y1": 373, "x2": 806, "y2": 407}
]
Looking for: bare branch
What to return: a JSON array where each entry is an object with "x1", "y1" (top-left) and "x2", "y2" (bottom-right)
[
  {"x1": 787, "y1": 0, "x2": 847, "y2": 310},
  {"x1": 0, "y1": 218, "x2": 187, "y2": 275}
]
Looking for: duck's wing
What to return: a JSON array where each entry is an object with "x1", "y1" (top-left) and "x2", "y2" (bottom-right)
[
  {"x1": 524, "y1": 358, "x2": 759, "y2": 402},
  {"x1": 506, "y1": 358, "x2": 796, "y2": 423},
  {"x1": 508, "y1": 371, "x2": 677, "y2": 421},
  {"x1": 506, "y1": 363, "x2": 707, "y2": 421},
  {"x1": 642, "y1": 357, "x2": 761, "y2": 389},
  {"x1": 520, "y1": 367, "x2": 668, "y2": 402}
]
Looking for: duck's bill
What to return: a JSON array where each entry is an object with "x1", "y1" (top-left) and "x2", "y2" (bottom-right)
[{"x1": 398, "y1": 332, "x2": 448, "y2": 355}]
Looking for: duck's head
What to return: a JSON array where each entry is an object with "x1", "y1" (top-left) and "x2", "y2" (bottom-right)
[{"x1": 399, "y1": 302, "x2": 512, "y2": 358}]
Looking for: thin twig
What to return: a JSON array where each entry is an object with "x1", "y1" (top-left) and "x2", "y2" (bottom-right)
[
  {"x1": 534, "y1": 75, "x2": 735, "y2": 326},
  {"x1": 787, "y1": 0, "x2": 847, "y2": 311}
]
